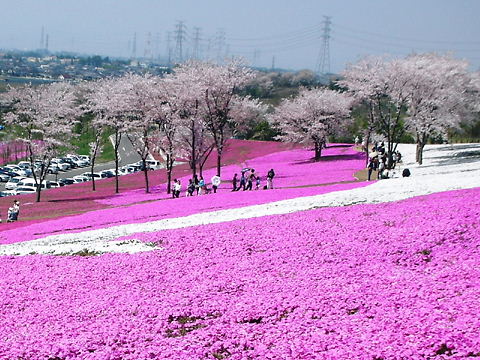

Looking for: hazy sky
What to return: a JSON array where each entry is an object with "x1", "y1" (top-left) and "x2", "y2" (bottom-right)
[{"x1": 1, "y1": 0, "x2": 479, "y2": 73}]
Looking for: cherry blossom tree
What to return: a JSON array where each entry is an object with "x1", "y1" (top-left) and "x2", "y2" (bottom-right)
[
  {"x1": 86, "y1": 77, "x2": 133, "y2": 193},
  {"x1": 269, "y1": 88, "x2": 354, "y2": 160},
  {"x1": 401, "y1": 54, "x2": 473, "y2": 164},
  {"x1": 4, "y1": 82, "x2": 79, "y2": 202},
  {"x1": 122, "y1": 73, "x2": 158, "y2": 193},
  {"x1": 198, "y1": 60, "x2": 256, "y2": 176},
  {"x1": 164, "y1": 63, "x2": 214, "y2": 178},
  {"x1": 340, "y1": 57, "x2": 413, "y2": 163},
  {"x1": 144, "y1": 77, "x2": 185, "y2": 194}
]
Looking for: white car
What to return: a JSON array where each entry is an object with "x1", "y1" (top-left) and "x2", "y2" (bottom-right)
[
  {"x1": 0, "y1": 190, "x2": 17, "y2": 197},
  {"x1": 17, "y1": 161, "x2": 32, "y2": 170},
  {"x1": 48, "y1": 181, "x2": 62, "y2": 188},
  {"x1": 73, "y1": 175, "x2": 89, "y2": 182},
  {"x1": 5, "y1": 176, "x2": 26, "y2": 190},
  {"x1": 51, "y1": 159, "x2": 70, "y2": 171},
  {"x1": 0, "y1": 173, "x2": 10, "y2": 182},
  {"x1": 146, "y1": 159, "x2": 162, "y2": 169},
  {"x1": 15, "y1": 186, "x2": 37, "y2": 195},
  {"x1": 16, "y1": 178, "x2": 51, "y2": 190},
  {"x1": 78, "y1": 155, "x2": 91, "y2": 164},
  {"x1": 66, "y1": 154, "x2": 88, "y2": 167},
  {"x1": 48, "y1": 165, "x2": 59, "y2": 174},
  {"x1": 4, "y1": 165, "x2": 29, "y2": 177}
]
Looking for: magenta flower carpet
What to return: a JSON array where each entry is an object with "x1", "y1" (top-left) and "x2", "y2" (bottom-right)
[
  {"x1": 1, "y1": 142, "x2": 479, "y2": 359},
  {"x1": 0, "y1": 188, "x2": 479, "y2": 359}
]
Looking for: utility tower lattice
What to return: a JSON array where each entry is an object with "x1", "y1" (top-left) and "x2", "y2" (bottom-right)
[
  {"x1": 192, "y1": 27, "x2": 201, "y2": 60},
  {"x1": 144, "y1": 32, "x2": 152, "y2": 60},
  {"x1": 132, "y1": 32, "x2": 137, "y2": 60},
  {"x1": 316, "y1": 16, "x2": 332, "y2": 75},
  {"x1": 174, "y1": 21, "x2": 187, "y2": 63}
]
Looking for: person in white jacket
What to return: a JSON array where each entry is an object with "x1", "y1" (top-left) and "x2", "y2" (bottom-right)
[
  {"x1": 211, "y1": 174, "x2": 221, "y2": 193},
  {"x1": 173, "y1": 179, "x2": 182, "y2": 198}
]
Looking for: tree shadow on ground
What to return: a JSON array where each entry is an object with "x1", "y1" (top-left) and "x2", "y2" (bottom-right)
[
  {"x1": 48, "y1": 195, "x2": 115, "y2": 202},
  {"x1": 424, "y1": 144, "x2": 480, "y2": 152},
  {"x1": 293, "y1": 153, "x2": 364, "y2": 165}
]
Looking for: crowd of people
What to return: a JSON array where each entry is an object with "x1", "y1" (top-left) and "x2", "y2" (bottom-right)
[
  {"x1": 171, "y1": 168, "x2": 276, "y2": 198},
  {"x1": 366, "y1": 142, "x2": 405, "y2": 181}
]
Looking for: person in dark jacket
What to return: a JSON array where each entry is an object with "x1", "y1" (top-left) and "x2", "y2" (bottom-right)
[
  {"x1": 266, "y1": 169, "x2": 275, "y2": 189},
  {"x1": 232, "y1": 173, "x2": 238, "y2": 191}
]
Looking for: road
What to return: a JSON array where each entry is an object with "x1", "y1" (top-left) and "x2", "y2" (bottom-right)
[{"x1": 0, "y1": 135, "x2": 144, "y2": 191}]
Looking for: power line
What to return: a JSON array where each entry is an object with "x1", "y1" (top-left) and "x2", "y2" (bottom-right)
[{"x1": 335, "y1": 23, "x2": 480, "y2": 46}]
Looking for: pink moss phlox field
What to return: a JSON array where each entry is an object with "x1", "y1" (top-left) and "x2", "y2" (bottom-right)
[
  {"x1": 0, "y1": 144, "x2": 367, "y2": 244},
  {"x1": 0, "y1": 181, "x2": 368, "y2": 245},
  {"x1": 98, "y1": 144, "x2": 364, "y2": 207},
  {"x1": 1, "y1": 188, "x2": 479, "y2": 359}
]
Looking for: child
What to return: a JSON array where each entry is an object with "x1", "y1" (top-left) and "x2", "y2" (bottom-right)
[{"x1": 255, "y1": 175, "x2": 261, "y2": 190}]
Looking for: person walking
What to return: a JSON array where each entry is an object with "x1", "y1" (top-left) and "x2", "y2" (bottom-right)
[
  {"x1": 266, "y1": 168, "x2": 275, "y2": 189},
  {"x1": 367, "y1": 157, "x2": 377, "y2": 181},
  {"x1": 232, "y1": 173, "x2": 238, "y2": 191},
  {"x1": 193, "y1": 174, "x2": 199, "y2": 195},
  {"x1": 378, "y1": 158, "x2": 386, "y2": 180},
  {"x1": 245, "y1": 173, "x2": 254, "y2": 191},
  {"x1": 198, "y1": 176, "x2": 205, "y2": 195},
  {"x1": 174, "y1": 179, "x2": 182, "y2": 198},
  {"x1": 238, "y1": 171, "x2": 246, "y2": 191},
  {"x1": 211, "y1": 174, "x2": 221, "y2": 194}
]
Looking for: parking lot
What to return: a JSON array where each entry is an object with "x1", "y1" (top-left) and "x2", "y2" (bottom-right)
[{"x1": 1, "y1": 135, "x2": 157, "y2": 193}]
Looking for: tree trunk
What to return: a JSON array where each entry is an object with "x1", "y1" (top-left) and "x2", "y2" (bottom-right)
[
  {"x1": 416, "y1": 141, "x2": 425, "y2": 165},
  {"x1": 142, "y1": 158, "x2": 150, "y2": 193},
  {"x1": 114, "y1": 131, "x2": 121, "y2": 194},
  {"x1": 191, "y1": 120, "x2": 197, "y2": 177},
  {"x1": 216, "y1": 151, "x2": 222, "y2": 177},
  {"x1": 91, "y1": 161, "x2": 96, "y2": 191},
  {"x1": 36, "y1": 187, "x2": 41, "y2": 203},
  {"x1": 115, "y1": 155, "x2": 119, "y2": 194},
  {"x1": 35, "y1": 164, "x2": 47, "y2": 203},
  {"x1": 314, "y1": 142, "x2": 322, "y2": 161},
  {"x1": 364, "y1": 133, "x2": 371, "y2": 166},
  {"x1": 166, "y1": 154, "x2": 172, "y2": 194},
  {"x1": 416, "y1": 132, "x2": 428, "y2": 165}
]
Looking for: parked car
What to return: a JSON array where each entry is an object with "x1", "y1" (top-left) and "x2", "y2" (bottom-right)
[
  {"x1": 0, "y1": 173, "x2": 10, "y2": 182},
  {"x1": 0, "y1": 168, "x2": 20, "y2": 179},
  {"x1": 0, "y1": 190, "x2": 16, "y2": 197},
  {"x1": 82, "y1": 172, "x2": 103, "y2": 179},
  {"x1": 5, "y1": 176, "x2": 26, "y2": 190},
  {"x1": 146, "y1": 159, "x2": 162, "y2": 169},
  {"x1": 72, "y1": 175, "x2": 89, "y2": 182},
  {"x1": 59, "y1": 178, "x2": 75, "y2": 186},
  {"x1": 15, "y1": 186, "x2": 37, "y2": 195},
  {"x1": 100, "y1": 170, "x2": 115, "y2": 178},
  {"x1": 48, "y1": 181, "x2": 62, "y2": 188},
  {"x1": 17, "y1": 178, "x2": 51, "y2": 190},
  {"x1": 4, "y1": 165, "x2": 30, "y2": 177},
  {"x1": 17, "y1": 161, "x2": 32, "y2": 170},
  {"x1": 78, "y1": 155, "x2": 91, "y2": 165},
  {"x1": 66, "y1": 154, "x2": 88, "y2": 167},
  {"x1": 51, "y1": 158, "x2": 70, "y2": 171},
  {"x1": 61, "y1": 157, "x2": 77, "y2": 169},
  {"x1": 47, "y1": 165, "x2": 59, "y2": 174}
]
